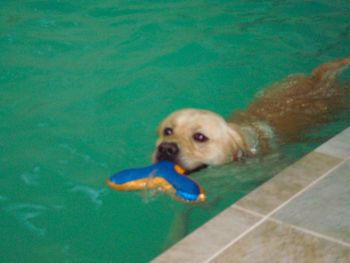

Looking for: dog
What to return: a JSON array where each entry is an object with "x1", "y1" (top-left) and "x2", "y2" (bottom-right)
[{"x1": 153, "y1": 57, "x2": 350, "y2": 174}]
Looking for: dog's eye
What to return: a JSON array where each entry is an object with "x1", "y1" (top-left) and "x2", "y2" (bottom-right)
[
  {"x1": 193, "y1": 132, "x2": 209, "y2": 142},
  {"x1": 163, "y1": 127, "x2": 173, "y2": 136}
]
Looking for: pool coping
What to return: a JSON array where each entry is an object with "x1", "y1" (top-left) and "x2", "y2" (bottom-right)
[{"x1": 152, "y1": 127, "x2": 350, "y2": 262}]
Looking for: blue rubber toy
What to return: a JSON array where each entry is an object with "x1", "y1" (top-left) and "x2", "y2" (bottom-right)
[{"x1": 107, "y1": 161, "x2": 206, "y2": 202}]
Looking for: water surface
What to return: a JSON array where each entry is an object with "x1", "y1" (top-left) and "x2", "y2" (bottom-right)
[{"x1": 1, "y1": 0, "x2": 350, "y2": 262}]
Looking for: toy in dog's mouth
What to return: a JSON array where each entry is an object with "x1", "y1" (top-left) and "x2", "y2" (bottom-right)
[
  {"x1": 108, "y1": 161, "x2": 206, "y2": 203},
  {"x1": 154, "y1": 142, "x2": 208, "y2": 174},
  {"x1": 155, "y1": 154, "x2": 208, "y2": 174}
]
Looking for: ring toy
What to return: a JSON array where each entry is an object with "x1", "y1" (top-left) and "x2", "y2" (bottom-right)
[{"x1": 107, "y1": 161, "x2": 206, "y2": 202}]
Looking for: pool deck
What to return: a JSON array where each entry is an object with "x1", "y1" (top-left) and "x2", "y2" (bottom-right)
[{"x1": 153, "y1": 127, "x2": 350, "y2": 263}]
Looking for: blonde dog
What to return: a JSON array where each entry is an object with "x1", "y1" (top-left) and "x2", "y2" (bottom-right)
[{"x1": 153, "y1": 57, "x2": 350, "y2": 173}]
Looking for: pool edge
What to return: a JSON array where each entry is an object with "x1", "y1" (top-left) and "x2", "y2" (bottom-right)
[{"x1": 152, "y1": 127, "x2": 350, "y2": 263}]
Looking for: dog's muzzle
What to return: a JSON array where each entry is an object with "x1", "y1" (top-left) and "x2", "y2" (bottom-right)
[{"x1": 156, "y1": 142, "x2": 179, "y2": 162}]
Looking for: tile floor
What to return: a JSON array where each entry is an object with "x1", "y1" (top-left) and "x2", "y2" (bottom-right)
[{"x1": 153, "y1": 127, "x2": 350, "y2": 263}]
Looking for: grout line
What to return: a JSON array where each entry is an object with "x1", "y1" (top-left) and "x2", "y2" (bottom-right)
[
  {"x1": 269, "y1": 218, "x2": 350, "y2": 249},
  {"x1": 233, "y1": 204, "x2": 265, "y2": 218},
  {"x1": 205, "y1": 157, "x2": 348, "y2": 263},
  {"x1": 203, "y1": 213, "x2": 269, "y2": 263}
]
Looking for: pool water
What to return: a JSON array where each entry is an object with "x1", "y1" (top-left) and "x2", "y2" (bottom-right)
[{"x1": 1, "y1": 0, "x2": 350, "y2": 262}]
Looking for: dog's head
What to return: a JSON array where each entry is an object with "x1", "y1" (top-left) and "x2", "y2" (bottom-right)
[{"x1": 153, "y1": 109, "x2": 245, "y2": 173}]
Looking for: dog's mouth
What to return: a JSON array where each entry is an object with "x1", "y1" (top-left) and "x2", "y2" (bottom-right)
[
  {"x1": 155, "y1": 142, "x2": 208, "y2": 174},
  {"x1": 155, "y1": 153, "x2": 208, "y2": 175},
  {"x1": 183, "y1": 164, "x2": 208, "y2": 175}
]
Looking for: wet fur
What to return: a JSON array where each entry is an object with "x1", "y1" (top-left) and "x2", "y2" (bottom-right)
[
  {"x1": 154, "y1": 57, "x2": 350, "y2": 172},
  {"x1": 231, "y1": 57, "x2": 350, "y2": 145}
]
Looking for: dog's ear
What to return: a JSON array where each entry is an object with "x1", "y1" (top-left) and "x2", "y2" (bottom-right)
[{"x1": 226, "y1": 123, "x2": 247, "y2": 160}]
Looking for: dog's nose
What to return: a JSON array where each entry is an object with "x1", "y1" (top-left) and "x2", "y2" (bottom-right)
[{"x1": 157, "y1": 142, "x2": 179, "y2": 161}]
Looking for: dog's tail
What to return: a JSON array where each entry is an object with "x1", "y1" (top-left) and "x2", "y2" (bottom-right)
[{"x1": 312, "y1": 56, "x2": 350, "y2": 83}]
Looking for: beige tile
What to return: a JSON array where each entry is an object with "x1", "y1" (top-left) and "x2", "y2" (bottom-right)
[
  {"x1": 211, "y1": 219, "x2": 350, "y2": 263},
  {"x1": 316, "y1": 127, "x2": 350, "y2": 159},
  {"x1": 152, "y1": 206, "x2": 261, "y2": 263},
  {"x1": 273, "y1": 160, "x2": 350, "y2": 244},
  {"x1": 235, "y1": 152, "x2": 342, "y2": 215}
]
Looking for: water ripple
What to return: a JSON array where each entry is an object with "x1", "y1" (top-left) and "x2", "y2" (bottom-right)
[
  {"x1": 58, "y1": 143, "x2": 107, "y2": 168},
  {"x1": 70, "y1": 184, "x2": 107, "y2": 207},
  {"x1": 3, "y1": 203, "x2": 48, "y2": 236},
  {"x1": 0, "y1": 195, "x2": 9, "y2": 201},
  {"x1": 20, "y1": 166, "x2": 41, "y2": 186}
]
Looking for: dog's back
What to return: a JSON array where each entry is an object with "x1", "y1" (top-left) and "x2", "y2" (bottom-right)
[{"x1": 231, "y1": 57, "x2": 350, "y2": 143}]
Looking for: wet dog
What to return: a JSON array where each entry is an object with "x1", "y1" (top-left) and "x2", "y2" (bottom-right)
[{"x1": 153, "y1": 57, "x2": 350, "y2": 173}]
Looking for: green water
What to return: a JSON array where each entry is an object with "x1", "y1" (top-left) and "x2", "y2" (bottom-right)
[{"x1": 1, "y1": 0, "x2": 350, "y2": 262}]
